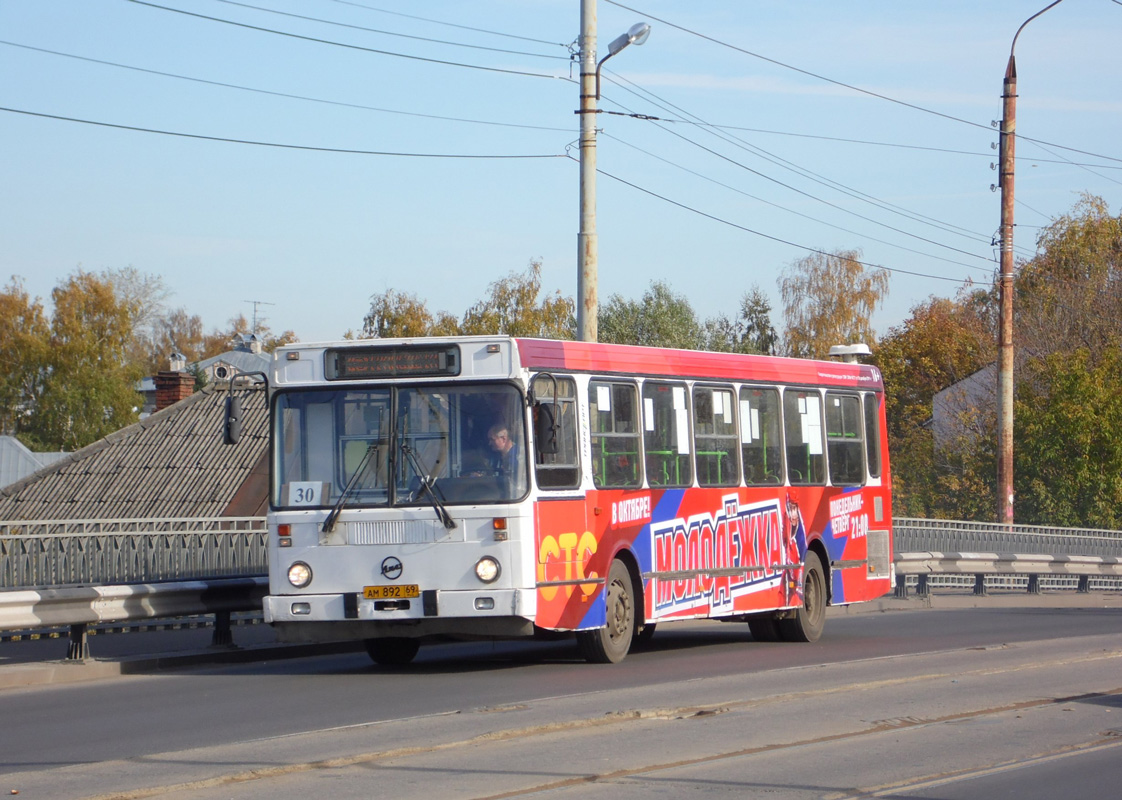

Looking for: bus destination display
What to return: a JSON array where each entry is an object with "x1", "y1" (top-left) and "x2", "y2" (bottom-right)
[{"x1": 326, "y1": 345, "x2": 460, "y2": 380}]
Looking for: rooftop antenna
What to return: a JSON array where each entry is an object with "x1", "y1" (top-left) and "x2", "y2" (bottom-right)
[{"x1": 244, "y1": 299, "x2": 275, "y2": 334}]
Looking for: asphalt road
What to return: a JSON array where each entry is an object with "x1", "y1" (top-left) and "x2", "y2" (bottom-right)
[{"x1": 3, "y1": 598, "x2": 1122, "y2": 798}]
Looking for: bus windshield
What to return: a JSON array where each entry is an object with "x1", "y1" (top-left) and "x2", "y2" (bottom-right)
[{"x1": 273, "y1": 383, "x2": 528, "y2": 509}]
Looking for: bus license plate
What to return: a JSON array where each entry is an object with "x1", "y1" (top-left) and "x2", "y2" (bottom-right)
[{"x1": 363, "y1": 584, "x2": 420, "y2": 600}]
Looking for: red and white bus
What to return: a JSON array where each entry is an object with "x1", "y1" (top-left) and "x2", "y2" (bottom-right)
[{"x1": 257, "y1": 336, "x2": 893, "y2": 665}]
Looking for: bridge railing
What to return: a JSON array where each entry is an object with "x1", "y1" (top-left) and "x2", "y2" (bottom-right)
[{"x1": 0, "y1": 517, "x2": 267, "y2": 589}]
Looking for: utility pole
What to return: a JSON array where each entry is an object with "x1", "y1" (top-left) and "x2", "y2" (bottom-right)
[
  {"x1": 997, "y1": 54, "x2": 1016, "y2": 526},
  {"x1": 996, "y1": 0, "x2": 1063, "y2": 526},
  {"x1": 577, "y1": 0, "x2": 598, "y2": 343}
]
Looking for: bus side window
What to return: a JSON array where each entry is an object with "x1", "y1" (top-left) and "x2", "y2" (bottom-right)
[
  {"x1": 864, "y1": 393, "x2": 883, "y2": 479},
  {"x1": 784, "y1": 389, "x2": 825, "y2": 486},
  {"x1": 694, "y1": 385, "x2": 739, "y2": 487},
  {"x1": 825, "y1": 392, "x2": 865, "y2": 486},
  {"x1": 531, "y1": 375, "x2": 580, "y2": 489},
  {"x1": 642, "y1": 381, "x2": 692, "y2": 488},
  {"x1": 740, "y1": 387, "x2": 783, "y2": 485},
  {"x1": 590, "y1": 381, "x2": 642, "y2": 488}
]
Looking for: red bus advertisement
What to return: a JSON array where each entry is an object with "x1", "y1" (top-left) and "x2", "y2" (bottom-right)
[{"x1": 252, "y1": 336, "x2": 893, "y2": 665}]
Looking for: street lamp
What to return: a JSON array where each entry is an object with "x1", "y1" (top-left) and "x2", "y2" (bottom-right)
[
  {"x1": 996, "y1": 0, "x2": 1063, "y2": 525},
  {"x1": 577, "y1": 2, "x2": 650, "y2": 342}
]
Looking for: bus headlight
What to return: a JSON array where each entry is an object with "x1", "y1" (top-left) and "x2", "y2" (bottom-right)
[
  {"x1": 474, "y1": 556, "x2": 501, "y2": 584},
  {"x1": 288, "y1": 561, "x2": 313, "y2": 588}
]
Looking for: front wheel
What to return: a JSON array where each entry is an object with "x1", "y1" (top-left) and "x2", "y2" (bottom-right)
[
  {"x1": 778, "y1": 551, "x2": 827, "y2": 643},
  {"x1": 576, "y1": 559, "x2": 635, "y2": 664},
  {"x1": 364, "y1": 637, "x2": 420, "y2": 667}
]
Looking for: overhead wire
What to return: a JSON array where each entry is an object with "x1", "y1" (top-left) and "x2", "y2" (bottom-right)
[
  {"x1": 581, "y1": 157, "x2": 977, "y2": 286},
  {"x1": 0, "y1": 106, "x2": 568, "y2": 159},
  {"x1": 126, "y1": 0, "x2": 566, "y2": 80},
  {"x1": 212, "y1": 0, "x2": 569, "y2": 61},
  {"x1": 322, "y1": 0, "x2": 569, "y2": 47},
  {"x1": 603, "y1": 0, "x2": 1122, "y2": 168},
  {"x1": 599, "y1": 76, "x2": 1004, "y2": 267},
  {"x1": 0, "y1": 40, "x2": 572, "y2": 133}
]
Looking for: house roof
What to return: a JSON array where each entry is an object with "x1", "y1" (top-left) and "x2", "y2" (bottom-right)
[
  {"x1": 0, "y1": 382, "x2": 269, "y2": 521},
  {"x1": 0, "y1": 437, "x2": 67, "y2": 490}
]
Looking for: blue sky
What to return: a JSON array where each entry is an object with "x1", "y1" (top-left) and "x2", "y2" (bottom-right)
[{"x1": 2, "y1": 0, "x2": 1119, "y2": 345}]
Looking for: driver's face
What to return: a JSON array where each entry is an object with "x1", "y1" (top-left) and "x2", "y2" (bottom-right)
[{"x1": 489, "y1": 431, "x2": 510, "y2": 452}]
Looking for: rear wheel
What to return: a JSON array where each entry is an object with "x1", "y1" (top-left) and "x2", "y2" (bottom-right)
[
  {"x1": 364, "y1": 637, "x2": 420, "y2": 667},
  {"x1": 576, "y1": 559, "x2": 634, "y2": 664},
  {"x1": 777, "y1": 551, "x2": 827, "y2": 643}
]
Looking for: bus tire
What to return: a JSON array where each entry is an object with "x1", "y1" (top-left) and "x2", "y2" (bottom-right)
[
  {"x1": 748, "y1": 615, "x2": 781, "y2": 642},
  {"x1": 577, "y1": 559, "x2": 634, "y2": 664},
  {"x1": 778, "y1": 551, "x2": 827, "y2": 643},
  {"x1": 364, "y1": 637, "x2": 420, "y2": 667}
]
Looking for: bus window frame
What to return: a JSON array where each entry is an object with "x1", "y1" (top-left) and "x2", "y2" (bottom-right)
[
  {"x1": 692, "y1": 383, "x2": 740, "y2": 488},
  {"x1": 589, "y1": 379, "x2": 643, "y2": 489}
]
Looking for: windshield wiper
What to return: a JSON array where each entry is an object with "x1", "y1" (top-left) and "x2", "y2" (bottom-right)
[
  {"x1": 322, "y1": 442, "x2": 380, "y2": 534},
  {"x1": 400, "y1": 443, "x2": 456, "y2": 530}
]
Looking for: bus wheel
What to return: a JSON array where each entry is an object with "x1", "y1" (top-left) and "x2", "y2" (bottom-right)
[
  {"x1": 577, "y1": 559, "x2": 634, "y2": 664},
  {"x1": 364, "y1": 637, "x2": 420, "y2": 667},
  {"x1": 778, "y1": 551, "x2": 827, "y2": 643},
  {"x1": 748, "y1": 615, "x2": 780, "y2": 642}
]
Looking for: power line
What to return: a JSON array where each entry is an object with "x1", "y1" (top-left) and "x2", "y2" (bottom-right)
[
  {"x1": 127, "y1": 0, "x2": 565, "y2": 81},
  {"x1": 604, "y1": 0, "x2": 1122, "y2": 166},
  {"x1": 0, "y1": 40, "x2": 572, "y2": 133},
  {"x1": 587, "y1": 158, "x2": 975, "y2": 286},
  {"x1": 601, "y1": 132, "x2": 990, "y2": 277},
  {"x1": 323, "y1": 0, "x2": 569, "y2": 47},
  {"x1": 0, "y1": 106, "x2": 567, "y2": 158},
  {"x1": 213, "y1": 0, "x2": 569, "y2": 61},
  {"x1": 600, "y1": 76, "x2": 1002, "y2": 263}
]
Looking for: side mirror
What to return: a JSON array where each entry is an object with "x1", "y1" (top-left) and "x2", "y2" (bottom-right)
[
  {"x1": 534, "y1": 402, "x2": 559, "y2": 456},
  {"x1": 224, "y1": 395, "x2": 243, "y2": 445}
]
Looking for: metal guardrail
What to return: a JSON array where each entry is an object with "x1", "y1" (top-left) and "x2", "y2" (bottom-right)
[
  {"x1": 0, "y1": 517, "x2": 268, "y2": 590},
  {"x1": 893, "y1": 517, "x2": 1122, "y2": 558}
]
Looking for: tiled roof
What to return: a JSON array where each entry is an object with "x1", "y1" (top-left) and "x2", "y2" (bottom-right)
[{"x1": 0, "y1": 383, "x2": 268, "y2": 521}]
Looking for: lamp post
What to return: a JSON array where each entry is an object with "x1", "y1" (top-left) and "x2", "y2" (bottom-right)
[
  {"x1": 577, "y1": 1, "x2": 650, "y2": 342},
  {"x1": 996, "y1": 0, "x2": 1063, "y2": 525}
]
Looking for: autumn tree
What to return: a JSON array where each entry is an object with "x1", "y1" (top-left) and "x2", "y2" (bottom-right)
[
  {"x1": 23, "y1": 271, "x2": 144, "y2": 451},
  {"x1": 0, "y1": 279, "x2": 51, "y2": 436},
  {"x1": 460, "y1": 260, "x2": 574, "y2": 339},
  {"x1": 1015, "y1": 193, "x2": 1121, "y2": 363},
  {"x1": 779, "y1": 249, "x2": 889, "y2": 358},
  {"x1": 598, "y1": 281, "x2": 703, "y2": 350},
  {"x1": 360, "y1": 260, "x2": 572, "y2": 340}
]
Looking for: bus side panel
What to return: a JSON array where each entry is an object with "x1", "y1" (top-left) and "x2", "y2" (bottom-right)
[
  {"x1": 814, "y1": 483, "x2": 894, "y2": 604},
  {"x1": 534, "y1": 497, "x2": 604, "y2": 631}
]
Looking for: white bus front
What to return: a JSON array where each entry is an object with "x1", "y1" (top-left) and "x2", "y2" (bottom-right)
[{"x1": 262, "y1": 340, "x2": 537, "y2": 665}]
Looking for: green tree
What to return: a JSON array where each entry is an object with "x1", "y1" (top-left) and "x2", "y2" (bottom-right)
[
  {"x1": 599, "y1": 280, "x2": 703, "y2": 350},
  {"x1": 1014, "y1": 347, "x2": 1122, "y2": 528},
  {"x1": 0, "y1": 278, "x2": 51, "y2": 437},
  {"x1": 460, "y1": 260, "x2": 574, "y2": 339},
  {"x1": 1015, "y1": 193, "x2": 1121, "y2": 362},
  {"x1": 704, "y1": 287, "x2": 778, "y2": 355},
  {"x1": 24, "y1": 271, "x2": 144, "y2": 451},
  {"x1": 779, "y1": 249, "x2": 889, "y2": 358},
  {"x1": 874, "y1": 290, "x2": 994, "y2": 517}
]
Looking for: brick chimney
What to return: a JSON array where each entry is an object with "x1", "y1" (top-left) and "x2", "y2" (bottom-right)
[{"x1": 155, "y1": 352, "x2": 194, "y2": 411}]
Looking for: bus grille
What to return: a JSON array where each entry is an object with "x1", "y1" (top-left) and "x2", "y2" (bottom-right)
[{"x1": 346, "y1": 520, "x2": 442, "y2": 545}]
